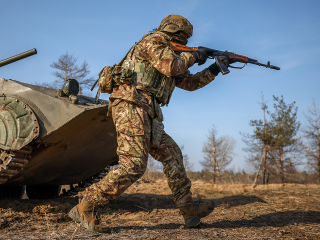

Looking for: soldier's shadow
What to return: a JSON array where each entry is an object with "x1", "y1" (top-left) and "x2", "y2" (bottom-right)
[
  {"x1": 108, "y1": 193, "x2": 266, "y2": 212},
  {"x1": 204, "y1": 210, "x2": 320, "y2": 228},
  {"x1": 111, "y1": 210, "x2": 320, "y2": 231},
  {"x1": 108, "y1": 193, "x2": 320, "y2": 230}
]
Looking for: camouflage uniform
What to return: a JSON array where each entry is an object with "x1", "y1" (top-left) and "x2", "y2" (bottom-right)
[{"x1": 85, "y1": 31, "x2": 217, "y2": 207}]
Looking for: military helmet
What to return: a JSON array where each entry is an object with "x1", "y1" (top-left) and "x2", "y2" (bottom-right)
[{"x1": 158, "y1": 15, "x2": 193, "y2": 38}]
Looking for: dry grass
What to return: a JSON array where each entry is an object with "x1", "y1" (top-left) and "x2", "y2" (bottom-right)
[{"x1": 1, "y1": 180, "x2": 319, "y2": 239}]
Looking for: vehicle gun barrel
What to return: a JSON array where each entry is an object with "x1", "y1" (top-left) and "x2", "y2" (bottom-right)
[{"x1": 0, "y1": 48, "x2": 37, "y2": 67}]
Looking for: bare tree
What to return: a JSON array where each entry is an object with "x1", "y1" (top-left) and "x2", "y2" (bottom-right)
[
  {"x1": 200, "y1": 125, "x2": 236, "y2": 184},
  {"x1": 299, "y1": 100, "x2": 320, "y2": 183},
  {"x1": 180, "y1": 145, "x2": 194, "y2": 173},
  {"x1": 217, "y1": 135, "x2": 236, "y2": 174},
  {"x1": 49, "y1": 52, "x2": 95, "y2": 89}
]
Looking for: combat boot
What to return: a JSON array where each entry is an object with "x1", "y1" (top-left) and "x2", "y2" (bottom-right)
[
  {"x1": 178, "y1": 196, "x2": 215, "y2": 228},
  {"x1": 68, "y1": 197, "x2": 109, "y2": 233}
]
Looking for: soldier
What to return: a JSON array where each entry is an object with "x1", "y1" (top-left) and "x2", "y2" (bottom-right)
[{"x1": 68, "y1": 14, "x2": 234, "y2": 233}]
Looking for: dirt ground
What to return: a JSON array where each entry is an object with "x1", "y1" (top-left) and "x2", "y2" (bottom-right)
[{"x1": 0, "y1": 180, "x2": 319, "y2": 240}]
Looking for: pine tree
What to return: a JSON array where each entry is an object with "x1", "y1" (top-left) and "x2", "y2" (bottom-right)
[
  {"x1": 242, "y1": 95, "x2": 300, "y2": 184},
  {"x1": 268, "y1": 96, "x2": 300, "y2": 182}
]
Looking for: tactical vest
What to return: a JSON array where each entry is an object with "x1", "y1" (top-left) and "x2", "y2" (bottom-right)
[{"x1": 120, "y1": 33, "x2": 176, "y2": 106}]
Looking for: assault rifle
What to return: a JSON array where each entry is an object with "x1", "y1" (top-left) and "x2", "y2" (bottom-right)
[{"x1": 170, "y1": 42, "x2": 280, "y2": 75}]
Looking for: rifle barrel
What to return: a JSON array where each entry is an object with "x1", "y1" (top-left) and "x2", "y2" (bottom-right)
[
  {"x1": 0, "y1": 49, "x2": 37, "y2": 67},
  {"x1": 248, "y1": 58, "x2": 280, "y2": 70}
]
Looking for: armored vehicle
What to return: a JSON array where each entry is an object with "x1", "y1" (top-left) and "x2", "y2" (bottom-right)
[{"x1": 0, "y1": 49, "x2": 118, "y2": 199}]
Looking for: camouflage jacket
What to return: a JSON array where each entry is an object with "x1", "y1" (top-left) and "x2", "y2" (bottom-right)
[{"x1": 109, "y1": 31, "x2": 217, "y2": 120}]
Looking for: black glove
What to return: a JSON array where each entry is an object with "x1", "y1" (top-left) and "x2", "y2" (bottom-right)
[
  {"x1": 217, "y1": 55, "x2": 236, "y2": 67},
  {"x1": 190, "y1": 48, "x2": 208, "y2": 65},
  {"x1": 208, "y1": 62, "x2": 220, "y2": 75},
  {"x1": 208, "y1": 55, "x2": 237, "y2": 75}
]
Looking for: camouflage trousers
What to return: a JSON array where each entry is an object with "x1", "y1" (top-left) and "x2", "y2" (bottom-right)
[{"x1": 84, "y1": 99, "x2": 192, "y2": 207}]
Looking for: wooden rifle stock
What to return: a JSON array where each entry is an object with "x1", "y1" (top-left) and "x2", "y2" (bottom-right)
[{"x1": 169, "y1": 42, "x2": 198, "y2": 52}]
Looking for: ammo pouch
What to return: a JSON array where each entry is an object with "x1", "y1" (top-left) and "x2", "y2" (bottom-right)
[{"x1": 111, "y1": 66, "x2": 134, "y2": 86}]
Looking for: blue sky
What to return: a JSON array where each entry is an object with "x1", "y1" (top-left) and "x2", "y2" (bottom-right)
[{"x1": 1, "y1": 0, "x2": 320, "y2": 171}]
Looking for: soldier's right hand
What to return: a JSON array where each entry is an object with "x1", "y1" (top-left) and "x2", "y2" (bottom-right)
[
  {"x1": 217, "y1": 55, "x2": 236, "y2": 67},
  {"x1": 191, "y1": 48, "x2": 208, "y2": 66}
]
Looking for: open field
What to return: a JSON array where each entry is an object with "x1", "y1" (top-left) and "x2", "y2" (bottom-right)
[{"x1": 1, "y1": 180, "x2": 319, "y2": 239}]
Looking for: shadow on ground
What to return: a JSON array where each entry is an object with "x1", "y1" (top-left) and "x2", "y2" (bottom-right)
[
  {"x1": 1, "y1": 193, "x2": 319, "y2": 231},
  {"x1": 207, "y1": 210, "x2": 320, "y2": 228},
  {"x1": 107, "y1": 193, "x2": 266, "y2": 212},
  {"x1": 0, "y1": 193, "x2": 266, "y2": 214},
  {"x1": 108, "y1": 210, "x2": 320, "y2": 232}
]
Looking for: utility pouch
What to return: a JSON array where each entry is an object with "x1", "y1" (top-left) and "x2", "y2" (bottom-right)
[
  {"x1": 98, "y1": 64, "x2": 116, "y2": 94},
  {"x1": 151, "y1": 117, "x2": 164, "y2": 146}
]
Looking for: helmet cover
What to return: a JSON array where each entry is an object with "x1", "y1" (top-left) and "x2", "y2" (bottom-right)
[{"x1": 158, "y1": 15, "x2": 193, "y2": 38}]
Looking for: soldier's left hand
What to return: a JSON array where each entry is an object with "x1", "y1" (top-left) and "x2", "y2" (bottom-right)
[{"x1": 190, "y1": 48, "x2": 208, "y2": 66}]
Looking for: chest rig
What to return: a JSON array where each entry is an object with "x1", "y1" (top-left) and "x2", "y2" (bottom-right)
[{"x1": 120, "y1": 32, "x2": 176, "y2": 106}]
